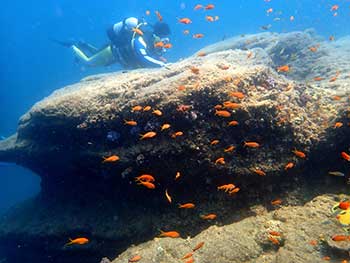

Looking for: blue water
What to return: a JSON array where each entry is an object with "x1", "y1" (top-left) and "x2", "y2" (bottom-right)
[{"x1": 0, "y1": 0, "x2": 349, "y2": 215}]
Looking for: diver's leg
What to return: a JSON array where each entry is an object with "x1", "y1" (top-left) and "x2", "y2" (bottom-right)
[
  {"x1": 77, "y1": 41, "x2": 99, "y2": 55},
  {"x1": 71, "y1": 45, "x2": 115, "y2": 67}
]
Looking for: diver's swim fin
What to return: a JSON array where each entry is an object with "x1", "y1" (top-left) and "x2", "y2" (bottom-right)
[{"x1": 49, "y1": 38, "x2": 74, "y2": 48}]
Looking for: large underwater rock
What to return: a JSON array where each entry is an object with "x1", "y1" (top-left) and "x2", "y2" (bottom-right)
[{"x1": 0, "y1": 30, "x2": 349, "y2": 263}]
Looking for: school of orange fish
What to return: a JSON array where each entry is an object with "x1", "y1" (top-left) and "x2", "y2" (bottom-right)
[{"x1": 66, "y1": 2, "x2": 350, "y2": 263}]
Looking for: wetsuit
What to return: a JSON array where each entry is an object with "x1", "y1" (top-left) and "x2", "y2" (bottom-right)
[{"x1": 72, "y1": 17, "x2": 166, "y2": 68}]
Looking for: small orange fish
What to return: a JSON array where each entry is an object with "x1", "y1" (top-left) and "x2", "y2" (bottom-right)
[
  {"x1": 155, "y1": 10, "x2": 163, "y2": 21},
  {"x1": 171, "y1": 131, "x2": 184, "y2": 138},
  {"x1": 331, "y1": 5, "x2": 339, "y2": 11},
  {"x1": 285, "y1": 162, "x2": 294, "y2": 170},
  {"x1": 341, "y1": 151, "x2": 350, "y2": 161},
  {"x1": 313, "y1": 76, "x2": 324, "y2": 81},
  {"x1": 102, "y1": 155, "x2": 120, "y2": 163},
  {"x1": 269, "y1": 231, "x2": 281, "y2": 236},
  {"x1": 330, "y1": 76, "x2": 338, "y2": 82},
  {"x1": 229, "y1": 91, "x2": 245, "y2": 99},
  {"x1": 292, "y1": 149, "x2": 306, "y2": 158},
  {"x1": 135, "y1": 174, "x2": 155, "y2": 182},
  {"x1": 224, "y1": 145, "x2": 235, "y2": 153},
  {"x1": 223, "y1": 101, "x2": 240, "y2": 109},
  {"x1": 140, "y1": 131, "x2": 157, "y2": 140},
  {"x1": 154, "y1": 41, "x2": 164, "y2": 48},
  {"x1": 132, "y1": 105, "x2": 143, "y2": 112},
  {"x1": 129, "y1": 255, "x2": 142, "y2": 262},
  {"x1": 268, "y1": 236, "x2": 280, "y2": 245},
  {"x1": 138, "y1": 181, "x2": 155, "y2": 189},
  {"x1": 333, "y1": 95, "x2": 341, "y2": 100},
  {"x1": 253, "y1": 169, "x2": 266, "y2": 176},
  {"x1": 132, "y1": 28, "x2": 143, "y2": 36},
  {"x1": 200, "y1": 213, "x2": 217, "y2": 220},
  {"x1": 218, "y1": 64, "x2": 230, "y2": 70},
  {"x1": 323, "y1": 256, "x2": 331, "y2": 261},
  {"x1": 309, "y1": 240, "x2": 318, "y2": 246},
  {"x1": 182, "y1": 252, "x2": 194, "y2": 259},
  {"x1": 309, "y1": 46, "x2": 318, "y2": 52},
  {"x1": 193, "y1": 33, "x2": 204, "y2": 39},
  {"x1": 175, "y1": 171, "x2": 181, "y2": 180},
  {"x1": 159, "y1": 230, "x2": 180, "y2": 238},
  {"x1": 152, "y1": 109, "x2": 162, "y2": 116},
  {"x1": 229, "y1": 187, "x2": 240, "y2": 195},
  {"x1": 178, "y1": 85, "x2": 186, "y2": 91},
  {"x1": 205, "y1": 4, "x2": 215, "y2": 10},
  {"x1": 65, "y1": 237, "x2": 89, "y2": 246},
  {"x1": 217, "y1": 184, "x2": 235, "y2": 192},
  {"x1": 244, "y1": 141, "x2": 260, "y2": 148},
  {"x1": 214, "y1": 104, "x2": 223, "y2": 110},
  {"x1": 277, "y1": 65, "x2": 290, "y2": 72},
  {"x1": 161, "y1": 123, "x2": 171, "y2": 131},
  {"x1": 215, "y1": 157, "x2": 225, "y2": 165},
  {"x1": 179, "y1": 203, "x2": 195, "y2": 209},
  {"x1": 164, "y1": 43, "x2": 172, "y2": 49},
  {"x1": 228, "y1": 120, "x2": 239, "y2": 127},
  {"x1": 271, "y1": 199, "x2": 282, "y2": 206},
  {"x1": 165, "y1": 189, "x2": 172, "y2": 203},
  {"x1": 197, "y1": 51, "x2": 206, "y2": 57},
  {"x1": 194, "y1": 4, "x2": 203, "y2": 10},
  {"x1": 334, "y1": 122, "x2": 343, "y2": 128},
  {"x1": 192, "y1": 241, "x2": 205, "y2": 251},
  {"x1": 339, "y1": 201, "x2": 350, "y2": 210},
  {"x1": 332, "y1": 235, "x2": 348, "y2": 241},
  {"x1": 143, "y1": 105, "x2": 152, "y2": 111},
  {"x1": 210, "y1": 139, "x2": 220, "y2": 145},
  {"x1": 124, "y1": 120, "x2": 138, "y2": 126},
  {"x1": 206, "y1": 15, "x2": 215, "y2": 22},
  {"x1": 185, "y1": 258, "x2": 194, "y2": 263},
  {"x1": 215, "y1": 110, "x2": 231, "y2": 118},
  {"x1": 190, "y1": 66, "x2": 200, "y2": 74},
  {"x1": 179, "y1": 18, "x2": 192, "y2": 24},
  {"x1": 183, "y1": 29, "x2": 190, "y2": 35}
]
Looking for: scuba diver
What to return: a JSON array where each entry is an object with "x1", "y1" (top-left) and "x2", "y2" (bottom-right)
[{"x1": 55, "y1": 17, "x2": 171, "y2": 69}]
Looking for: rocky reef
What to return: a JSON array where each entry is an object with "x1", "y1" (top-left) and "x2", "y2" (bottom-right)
[{"x1": 0, "y1": 30, "x2": 349, "y2": 263}]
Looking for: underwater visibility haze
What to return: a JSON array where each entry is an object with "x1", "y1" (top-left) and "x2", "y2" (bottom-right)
[{"x1": 0, "y1": 0, "x2": 350, "y2": 262}]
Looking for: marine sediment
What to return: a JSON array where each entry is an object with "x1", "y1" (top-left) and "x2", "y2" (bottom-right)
[{"x1": 0, "y1": 30, "x2": 349, "y2": 263}]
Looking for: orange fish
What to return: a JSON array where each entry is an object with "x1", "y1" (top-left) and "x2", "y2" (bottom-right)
[
  {"x1": 179, "y1": 203, "x2": 195, "y2": 209},
  {"x1": 206, "y1": 15, "x2": 215, "y2": 22},
  {"x1": 152, "y1": 109, "x2": 162, "y2": 116},
  {"x1": 154, "y1": 41, "x2": 164, "y2": 48},
  {"x1": 179, "y1": 18, "x2": 192, "y2": 24},
  {"x1": 292, "y1": 149, "x2": 306, "y2": 158},
  {"x1": 135, "y1": 174, "x2": 155, "y2": 182},
  {"x1": 132, "y1": 105, "x2": 143, "y2": 112},
  {"x1": 229, "y1": 187, "x2": 240, "y2": 195},
  {"x1": 269, "y1": 231, "x2": 281, "y2": 236},
  {"x1": 175, "y1": 171, "x2": 181, "y2": 180},
  {"x1": 218, "y1": 64, "x2": 230, "y2": 70},
  {"x1": 339, "y1": 201, "x2": 350, "y2": 210},
  {"x1": 155, "y1": 11, "x2": 163, "y2": 21},
  {"x1": 223, "y1": 101, "x2": 240, "y2": 109},
  {"x1": 224, "y1": 145, "x2": 235, "y2": 153},
  {"x1": 271, "y1": 199, "x2": 282, "y2": 206},
  {"x1": 182, "y1": 252, "x2": 194, "y2": 259},
  {"x1": 323, "y1": 256, "x2": 331, "y2": 261},
  {"x1": 185, "y1": 258, "x2": 194, "y2": 263},
  {"x1": 183, "y1": 29, "x2": 190, "y2": 35},
  {"x1": 244, "y1": 141, "x2": 260, "y2": 148},
  {"x1": 193, "y1": 33, "x2": 204, "y2": 39},
  {"x1": 159, "y1": 230, "x2": 180, "y2": 238},
  {"x1": 200, "y1": 213, "x2": 217, "y2": 220},
  {"x1": 333, "y1": 95, "x2": 341, "y2": 101},
  {"x1": 214, "y1": 104, "x2": 223, "y2": 109},
  {"x1": 171, "y1": 131, "x2": 184, "y2": 138},
  {"x1": 215, "y1": 157, "x2": 225, "y2": 165},
  {"x1": 197, "y1": 51, "x2": 206, "y2": 57},
  {"x1": 268, "y1": 236, "x2": 280, "y2": 245},
  {"x1": 164, "y1": 43, "x2": 172, "y2": 49},
  {"x1": 190, "y1": 66, "x2": 200, "y2": 74},
  {"x1": 140, "y1": 131, "x2": 157, "y2": 140},
  {"x1": 330, "y1": 76, "x2": 338, "y2": 82},
  {"x1": 161, "y1": 123, "x2": 171, "y2": 131},
  {"x1": 217, "y1": 184, "x2": 235, "y2": 192},
  {"x1": 277, "y1": 65, "x2": 290, "y2": 72},
  {"x1": 253, "y1": 169, "x2": 266, "y2": 176},
  {"x1": 313, "y1": 76, "x2": 324, "y2": 81},
  {"x1": 229, "y1": 91, "x2": 245, "y2": 99},
  {"x1": 309, "y1": 46, "x2": 318, "y2": 52},
  {"x1": 165, "y1": 189, "x2": 172, "y2": 203},
  {"x1": 143, "y1": 105, "x2": 152, "y2": 111},
  {"x1": 138, "y1": 181, "x2": 155, "y2": 189},
  {"x1": 266, "y1": 8, "x2": 273, "y2": 14},
  {"x1": 178, "y1": 85, "x2": 186, "y2": 91},
  {"x1": 205, "y1": 4, "x2": 215, "y2": 10},
  {"x1": 309, "y1": 240, "x2": 318, "y2": 246},
  {"x1": 65, "y1": 237, "x2": 89, "y2": 246},
  {"x1": 192, "y1": 241, "x2": 205, "y2": 251},
  {"x1": 331, "y1": 5, "x2": 339, "y2": 11},
  {"x1": 102, "y1": 155, "x2": 120, "y2": 163},
  {"x1": 124, "y1": 120, "x2": 138, "y2": 126},
  {"x1": 334, "y1": 122, "x2": 343, "y2": 128},
  {"x1": 247, "y1": 51, "x2": 253, "y2": 58},
  {"x1": 210, "y1": 139, "x2": 220, "y2": 145},
  {"x1": 129, "y1": 255, "x2": 142, "y2": 262},
  {"x1": 228, "y1": 120, "x2": 239, "y2": 127},
  {"x1": 215, "y1": 110, "x2": 231, "y2": 117},
  {"x1": 194, "y1": 4, "x2": 203, "y2": 10},
  {"x1": 341, "y1": 151, "x2": 350, "y2": 161},
  {"x1": 285, "y1": 162, "x2": 294, "y2": 170},
  {"x1": 332, "y1": 235, "x2": 348, "y2": 241},
  {"x1": 132, "y1": 28, "x2": 143, "y2": 36}
]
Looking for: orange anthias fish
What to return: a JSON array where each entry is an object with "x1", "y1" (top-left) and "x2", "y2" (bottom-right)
[
  {"x1": 223, "y1": 101, "x2": 240, "y2": 109},
  {"x1": 313, "y1": 76, "x2": 324, "y2": 81},
  {"x1": 190, "y1": 66, "x2": 200, "y2": 74},
  {"x1": 124, "y1": 120, "x2": 138, "y2": 126},
  {"x1": 161, "y1": 123, "x2": 171, "y2": 131},
  {"x1": 285, "y1": 162, "x2": 294, "y2": 170},
  {"x1": 210, "y1": 139, "x2": 220, "y2": 145},
  {"x1": 194, "y1": 4, "x2": 203, "y2": 10},
  {"x1": 268, "y1": 236, "x2": 280, "y2": 245},
  {"x1": 102, "y1": 155, "x2": 120, "y2": 163},
  {"x1": 339, "y1": 201, "x2": 350, "y2": 210},
  {"x1": 277, "y1": 65, "x2": 290, "y2": 72},
  {"x1": 65, "y1": 237, "x2": 89, "y2": 246},
  {"x1": 332, "y1": 235, "x2": 348, "y2": 241},
  {"x1": 244, "y1": 141, "x2": 260, "y2": 148},
  {"x1": 205, "y1": 4, "x2": 215, "y2": 10},
  {"x1": 229, "y1": 91, "x2": 245, "y2": 99},
  {"x1": 341, "y1": 151, "x2": 350, "y2": 161},
  {"x1": 206, "y1": 15, "x2": 215, "y2": 22},
  {"x1": 292, "y1": 149, "x2": 306, "y2": 158},
  {"x1": 143, "y1": 105, "x2": 151, "y2": 111},
  {"x1": 179, "y1": 18, "x2": 192, "y2": 24},
  {"x1": 138, "y1": 181, "x2": 156, "y2": 189},
  {"x1": 271, "y1": 199, "x2": 282, "y2": 206},
  {"x1": 159, "y1": 230, "x2": 180, "y2": 238},
  {"x1": 193, "y1": 33, "x2": 204, "y2": 39},
  {"x1": 217, "y1": 184, "x2": 235, "y2": 192},
  {"x1": 215, "y1": 157, "x2": 225, "y2": 165},
  {"x1": 154, "y1": 41, "x2": 164, "y2": 48},
  {"x1": 132, "y1": 28, "x2": 143, "y2": 36},
  {"x1": 201, "y1": 213, "x2": 217, "y2": 220},
  {"x1": 224, "y1": 145, "x2": 235, "y2": 153},
  {"x1": 140, "y1": 131, "x2": 157, "y2": 140},
  {"x1": 135, "y1": 174, "x2": 155, "y2": 182},
  {"x1": 164, "y1": 43, "x2": 172, "y2": 49},
  {"x1": 215, "y1": 110, "x2": 231, "y2": 118},
  {"x1": 175, "y1": 171, "x2": 181, "y2": 180},
  {"x1": 152, "y1": 109, "x2": 162, "y2": 116},
  {"x1": 132, "y1": 105, "x2": 143, "y2": 112},
  {"x1": 179, "y1": 203, "x2": 195, "y2": 209},
  {"x1": 182, "y1": 252, "x2": 194, "y2": 259},
  {"x1": 185, "y1": 258, "x2": 194, "y2": 263},
  {"x1": 165, "y1": 189, "x2": 172, "y2": 203},
  {"x1": 192, "y1": 241, "x2": 205, "y2": 251},
  {"x1": 129, "y1": 255, "x2": 142, "y2": 262},
  {"x1": 171, "y1": 131, "x2": 184, "y2": 138},
  {"x1": 269, "y1": 231, "x2": 282, "y2": 236},
  {"x1": 331, "y1": 5, "x2": 339, "y2": 11},
  {"x1": 228, "y1": 120, "x2": 239, "y2": 127},
  {"x1": 155, "y1": 10, "x2": 163, "y2": 21},
  {"x1": 334, "y1": 122, "x2": 343, "y2": 128},
  {"x1": 253, "y1": 169, "x2": 266, "y2": 176}
]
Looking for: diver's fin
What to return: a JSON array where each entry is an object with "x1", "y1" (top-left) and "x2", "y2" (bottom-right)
[{"x1": 49, "y1": 38, "x2": 74, "y2": 48}]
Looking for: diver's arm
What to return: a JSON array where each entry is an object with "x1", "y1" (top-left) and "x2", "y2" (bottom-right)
[{"x1": 133, "y1": 36, "x2": 165, "y2": 68}]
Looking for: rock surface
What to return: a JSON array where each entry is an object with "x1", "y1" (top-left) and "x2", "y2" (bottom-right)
[{"x1": 0, "y1": 30, "x2": 349, "y2": 263}]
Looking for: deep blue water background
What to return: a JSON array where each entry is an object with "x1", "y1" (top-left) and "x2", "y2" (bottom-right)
[{"x1": 0, "y1": 0, "x2": 349, "y2": 214}]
